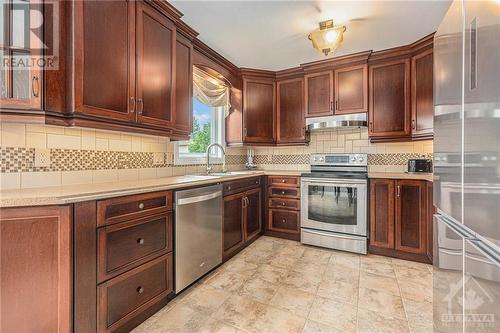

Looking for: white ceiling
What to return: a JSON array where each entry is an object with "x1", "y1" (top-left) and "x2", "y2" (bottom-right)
[{"x1": 171, "y1": 0, "x2": 452, "y2": 71}]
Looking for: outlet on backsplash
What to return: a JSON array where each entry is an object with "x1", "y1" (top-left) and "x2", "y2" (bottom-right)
[
  {"x1": 34, "y1": 148, "x2": 51, "y2": 168},
  {"x1": 153, "y1": 152, "x2": 165, "y2": 165}
]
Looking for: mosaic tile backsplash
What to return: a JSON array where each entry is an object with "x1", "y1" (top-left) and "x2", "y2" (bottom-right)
[{"x1": 0, "y1": 123, "x2": 432, "y2": 189}]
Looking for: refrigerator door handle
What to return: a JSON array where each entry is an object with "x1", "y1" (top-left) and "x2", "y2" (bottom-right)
[{"x1": 467, "y1": 239, "x2": 500, "y2": 267}]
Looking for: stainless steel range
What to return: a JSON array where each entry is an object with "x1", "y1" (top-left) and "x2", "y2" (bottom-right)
[{"x1": 301, "y1": 153, "x2": 368, "y2": 254}]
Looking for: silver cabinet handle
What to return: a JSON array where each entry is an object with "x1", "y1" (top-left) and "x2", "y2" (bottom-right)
[
  {"x1": 138, "y1": 98, "x2": 144, "y2": 115},
  {"x1": 32, "y1": 75, "x2": 39, "y2": 97},
  {"x1": 396, "y1": 186, "x2": 401, "y2": 198},
  {"x1": 130, "y1": 97, "x2": 136, "y2": 113},
  {"x1": 412, "y1": 119, "x2": 415, "y2": 129},
  {"x1": 177, "y1": 191, "x2": 222, "y2": 206}
]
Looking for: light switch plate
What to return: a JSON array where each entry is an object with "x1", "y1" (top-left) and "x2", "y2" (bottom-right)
[
  {"x1": 34, "y1": 148, "x2": 51, "y2": 168},
  {"x1": 153, "y1": 152, "x2": 164, "y2": 166}
]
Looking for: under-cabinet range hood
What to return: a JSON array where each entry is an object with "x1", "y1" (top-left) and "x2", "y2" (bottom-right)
[{"x1": 306, "y1": 112, "x2": 367, "y2": 131}]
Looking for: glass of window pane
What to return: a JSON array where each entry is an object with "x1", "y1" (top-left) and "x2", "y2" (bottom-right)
[
  {"x1": 12, "y1": 51, "x2": 30, "y2": 99},
  {"x1": 0, "y1": 50, "x2": 6, "y2": 98},
  {"x1": 11, "y1": 0, "x2": 30, "y2": 49}
]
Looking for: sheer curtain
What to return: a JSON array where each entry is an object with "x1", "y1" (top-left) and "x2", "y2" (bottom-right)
[{"x1": 193, "y1": 67, "x2": 230, "y2": 117}]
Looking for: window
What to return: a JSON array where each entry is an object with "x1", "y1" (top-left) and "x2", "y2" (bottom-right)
[{"x1": 174, "y1": 97, "x2": 225, "y2": 165}]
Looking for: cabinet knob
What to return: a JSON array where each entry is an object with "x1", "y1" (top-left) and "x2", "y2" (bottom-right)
[
  {"x1": 138, "y1": 203, "x2": 145, "y2": 210},
  {"x1": 282, "y1": 202, "x2": 286, "y2": 206},
  {"x1": 137, "y1": 286, "x2": 144, "y2": 294},
  {"x1": 281, "y1": 179, "x2": 286, "y2": 183},
  {"x1": 227, "y1": 185, "x2": 232, "y2": 190},
  {"x1": 282, "y1": 219, "x2": 286, "y2": 223},
  {"x1": 255, "y1": 180, "x2": 259, "y2": 184},
  {"x1": 281, "y1": 191, "x2": 285, "y2": 195},
  {"x1": 137, "y1": 238, "x2": 145, "y2": 245}
]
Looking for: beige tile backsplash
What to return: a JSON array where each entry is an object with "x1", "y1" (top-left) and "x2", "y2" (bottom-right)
[
  {"x1": 0, "y1": 123, "x2": 432, "y2": 190},
  {"x1": 0, "y1": 122, "x2": 246, "y2": 190}
]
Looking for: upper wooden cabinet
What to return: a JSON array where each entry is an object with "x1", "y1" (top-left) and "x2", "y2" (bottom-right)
[
  {"x1": 304, "y1": 71, "x2": 333, "y2": 117},
  {"x1": 411, "y1": 49, "x2": 434, "y2": 139},
  {"x1": 173, "y1": 34, "x2": 193, "y2": 136},
  {"x1": 136, "y1": 1, "x2": 175, "y2": 129},
  {"x1": 368, "y1": 34, "x2": 434, "y2": 142},
  {"x1": 277, "y1": 78, "x2": 307, "y2": 144},
  {"x1": 76, "y1": 0, "x2": 136, "y2": 122},
  {"x1": 334, "y1": 64, "x2": 368, "y2": 114},
  {"x1": 242, "y1": 75, "x2": 276, "y2": 144},
  {"x1": 0, "y1": 0, "x2": 43, "y2": 110},
  {"x1": 369, "y1": 58, "x2": 411, "y2": 139}
]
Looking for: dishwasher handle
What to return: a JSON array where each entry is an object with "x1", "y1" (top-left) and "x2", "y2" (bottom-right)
[{"x1": 177, "y1": 191, "x2": 222, "y2": 206}]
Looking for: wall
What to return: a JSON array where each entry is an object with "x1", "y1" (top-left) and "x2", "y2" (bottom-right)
[
  {"x1": 0, "y1": 122, "x2": 246, "y2": 190},
  {"x1": 251, "y1": 127, "x2": 433, "y2": 172}
]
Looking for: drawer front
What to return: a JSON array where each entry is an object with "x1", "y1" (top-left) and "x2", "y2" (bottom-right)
[
  {"x1": 97, "y1": 191, "x2": 172, "y2": 226},
  {"x1": 269, "y1": 186, "x2": 300, "y2": 199},
  {"x1": 98, "y1": 213, "x2": 172, "y2": 282},
  {"x1": 269, "y1": 198, "x2": 300, "y2": 211},
  {"x1": 269, "y1": 209, "x2": 300, "y2": 234},
  {"x1": 98, "y1": 254, "x2": 173, "y2": 333},
  {"x1": 268, "y1": 176, "x2": 300, "y2": 187},
  {"x1": 223, "y1": 177, "x2": 261, "y2": 196}
]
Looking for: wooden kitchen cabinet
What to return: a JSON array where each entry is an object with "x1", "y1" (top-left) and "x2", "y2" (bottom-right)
[
  {"x1": 242, "y1": 76, "x2": 276, "y2": 144},
  {"x1": 0, "y1": 0, "x2": 43, "y2": 110},
  {"x1": 369, "y1": 178, "x2": 395, "y2": 249},
  {"x1": 222, "y1": 177, "x2": 263, "y2": 261},
  {"x1": 276, "y1": 78, "x2": 307, "y2": 144},
  {"x1": 174, "y1": 33, "x2": 194, "y2": 135},
  {"x1": 136, "y1": 1, "x2": 175, "y2": 128},
  {"x1": 334, "y1": 64, "x2": 368, "y2": 114},
  {"x1": 0, "y1": 205, "x2": 72, "y2": 333},
  {"x1": 411, "y1": 48, "x2": 434, "y2": 139},
  {"x1": 369, "y1": 178, "x2": 430, "y2": 263},
  {"x1": 368, "y1": 58, "x2": 411, "y2": 139},
  {"x1": 304, "y1": 71, "x2": 333, "y2": 117},
  {"x1": 75, "y1": 0, "x2": 136, "y2": 122}
]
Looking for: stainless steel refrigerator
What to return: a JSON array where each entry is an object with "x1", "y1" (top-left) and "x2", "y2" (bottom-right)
[{"x1": 433, "y1": 0, "x2": 500, "y2": 332}]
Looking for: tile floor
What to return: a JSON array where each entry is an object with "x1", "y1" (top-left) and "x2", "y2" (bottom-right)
[{"x1": 133, "y1": 236, "x2": 433, "y2": 333}]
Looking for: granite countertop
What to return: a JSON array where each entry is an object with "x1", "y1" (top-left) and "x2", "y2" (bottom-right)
[
  {"x1": 368, "y1": 172, "x2": 433, "y2": 182},
  {"x1": 0, "y1": 170, "x2": 305, "y2": 208}
]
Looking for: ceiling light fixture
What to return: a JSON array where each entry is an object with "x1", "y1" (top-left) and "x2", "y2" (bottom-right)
[{"x1": 308, "y1": 19, "x2": 346, "y2": 56}]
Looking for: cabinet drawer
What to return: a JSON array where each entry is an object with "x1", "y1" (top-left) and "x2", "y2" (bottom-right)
[
  {"x1": 269, "y1": 198, "x2": 300, "y2": 211},
  {"x1": 269, "y1": 209, "x2": 300, "y2": 234},
  {"x1": 269, "y1": 186, "x2": 300, "y2": 199},
  {"x1": 223, "y1": 177, "x2": 261, "y2": 196},
  {"x1": 97, "y1": 254, "x2": 173, "y2": 333},
  {"x1": 268, "y1": 176, "x2": 300, "y2": 187},
  {"x1": 97, "y1": 213, "x2": 172, "y2": 282},
  {"x1": 97, "y1": 191, "x2": 172, "y2": 226}
]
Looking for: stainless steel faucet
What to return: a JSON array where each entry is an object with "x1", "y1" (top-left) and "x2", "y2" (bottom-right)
[{"x1": 206, "y1": 143, "x2": 226, "y2": 174}]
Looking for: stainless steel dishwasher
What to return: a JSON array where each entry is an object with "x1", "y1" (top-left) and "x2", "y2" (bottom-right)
[{"x1": 174, "y1": 184, "x2": 222, "y2": 293}]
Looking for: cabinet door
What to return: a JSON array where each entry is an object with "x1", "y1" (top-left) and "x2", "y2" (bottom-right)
[
  {"x1": 334, "y1": 64, "x2": 368, "y2": 114},
  {"x1": 0, "y1": 0, "x2": 42, "y2": 110},
  {"x1": 369, "y1": 59, "x2": 411, "y2": 138},
  {"x1": 173, "y1": 33, "x2": 193, "y2": 135},
  {"x1": 369, "y1": 179, "x2": 395, "y2": 249},
  {"x1": 304, "y1": 71, "x2": 333, "y2": 117},
  {"x1": 411, "y1": 49, "x2": 433, "y2": 138},
  {"x1": 277, "y1": 78, "x2": 306, "y2": 144},
  {"x1": 426, "y1": 181, "x2": 433, "y2": 261},
  {"x1": 223, "y1": 193, "x2": 245, "y2": 258},
  {"x1": 244, "y1": 188, "x2": 262, "y2": 241},
  {"x1": 136, "y1": 1, "x2": 175, "y2": 128},
  {"x1": 0, "y1": 206, "x2": 71, "y2": 333},
  {"x1": 75, "y1": 0, "x2": 136, "y2": 121},
  {"x1": 395, "y1": 180, "x2": 426, "y2": 254},
  {"x1": 243, "y1": 78, "x2": 276, "y2": 144}
]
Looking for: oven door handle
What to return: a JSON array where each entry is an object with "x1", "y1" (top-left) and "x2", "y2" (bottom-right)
[
  {"x1": 301, "y1": 178, "x2": 367, "y2": 186},
  {"x1": 302, "y1": 228, "x2": 366, "y2": 240}
]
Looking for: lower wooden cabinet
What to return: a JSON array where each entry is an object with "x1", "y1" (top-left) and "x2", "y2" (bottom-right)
[
  {"x1": 97, "y1": 254, "x2": 173, "y2": 333},
  {"x1": 222, "y1": 178, "x2": 263, "y2": 261},
  {"x1": 369, "y1": 178, "x2": 432, "y2": 263},
  {"x1": 0, "y1": 205, "x2": 72, "y2": 333},
  {"x1": 265, "y1": 176, "x2": 301, "y2": 241}
]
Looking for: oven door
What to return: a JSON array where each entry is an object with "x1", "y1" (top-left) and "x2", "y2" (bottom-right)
[{"x1": 301, "y1": 178, "x2": 367, "y2": 236}]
